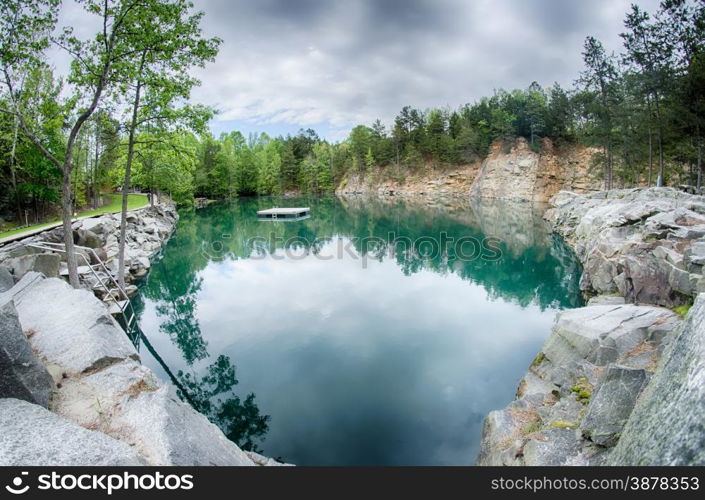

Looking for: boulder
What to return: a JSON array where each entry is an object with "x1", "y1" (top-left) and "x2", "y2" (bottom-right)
[
  {"x1": 545, "y1": 188, "x2": 705, "y2": 306},
  {"x1": 523, "y1": 428, "x2": 582, "y2": 466},
  {"x1": 580, "y1": 365, "x2": 650, "y2": 447},
  {"x1": 110, "y1": 385, "x2": 256, "y2": 466},
  {"x1": 13, "y1": 276, "x2": 139, "y2": 374},
  {"x1": 608, "y1": 294, "x2": 705, "y2": 465},
  {"x1": 586, "y1": 295, "x2": 625, "y2": 306},
  {"x1": 76, "y1": 228, "x2": 104, "y2": 249},
  {"x1": 0, "y1": 265, "x2": 13, "y2": 292},
  {"x1": 541, "y1": 305, "x2": 679, "y2": 372},
  {"x1": 4, "y1": 253, "x2": 60, "y2": 280},
  {"x1": 246, "y1": 451, "x2": 292, "y2": 466},
  {"x1": 0, "y1": 398, "x2": 145, "y2": 466},
  {"x1": 0, "y1": 272, "x2": 45, "y2": 305},
  {"x1": 51, "y1": 359, "x2": 157, "y2": 428},
  {"x1": 0, "y1": 300, "x2": 54, "y2": 407}
]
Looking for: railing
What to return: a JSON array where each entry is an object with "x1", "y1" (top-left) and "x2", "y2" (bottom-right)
[{"x1": 23, "y1": 241, "x2": 138, "y2": 335}]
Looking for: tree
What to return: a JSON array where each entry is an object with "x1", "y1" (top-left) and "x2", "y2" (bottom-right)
[
  {"x1": 1, "y1": 0, "x2": 155, "y2": 288},
  {"x1": 113, "y1": 0, "x2": 220, "y2": 288},
  {"x1": 579, "y1": 36, "x2": 621, "y2": 189},
  {"x1": 621, "y1": 4, "x2": 673, "y2": 186}
]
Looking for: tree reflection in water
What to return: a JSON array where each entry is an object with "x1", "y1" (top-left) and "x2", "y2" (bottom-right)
[{"x1": 176, "y1": 355, "x2": 270, "y2": 452}]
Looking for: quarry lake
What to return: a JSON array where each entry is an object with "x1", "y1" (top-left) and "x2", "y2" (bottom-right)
[{"x1": 134, "y1": 196, "x2": 583, "y2": 465}]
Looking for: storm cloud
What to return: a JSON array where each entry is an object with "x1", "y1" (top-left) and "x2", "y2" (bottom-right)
[{"x1": 56, "y1": 0, "x2": 661, "y2": 139}]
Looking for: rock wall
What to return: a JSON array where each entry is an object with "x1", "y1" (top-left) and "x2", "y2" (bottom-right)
[
  {"x1": 336, "y1": 163, "x2": 479, "y2": 198},
  {"x1": 544, "y1": 188, "x2": 705, "y2": 306},
  {"x1": 469, "y1": 138, "x2": 602, "y2": 202},
  {"x1": 478, "y1": 187, "x2": 705, "y2": 466},
  {"x1": 607, "y1": 293, "x2": 705, "y2": 465},
  {"x1": 0, "y1": 203, "x2": 178, "y2": 299},
  {"x1": 476, "y1": 301, "x2": 681, "y2": 465},
  {"x1": 0, "y1": 205, "x2": 289, "y2": 466}
]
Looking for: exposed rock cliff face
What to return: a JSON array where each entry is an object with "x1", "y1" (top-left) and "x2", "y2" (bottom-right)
[
  {"x1": 0, "y1": 273, "x2": 265, "y2": 466},
  {"x1": 544, "y1": 188, "x2": 705, "y2": 306},
  {"x1": 336, "y1": 163, "x2": 479, "y2": 198},
  {"x1": 336, "y1": 138, "x2": 600, "y2": 202},
  {"x1": 476, "y1": 303, "x2": 681, "y2": 466},
  {"x1": 478, "y1": 187, "x2": 705, "y2": 466},
  {"x1": 469, "y1": 138, "x2": 601, "y2": 202},
  {"x1": 607, "y1": 293, "x2": 705, "y2": 465}
]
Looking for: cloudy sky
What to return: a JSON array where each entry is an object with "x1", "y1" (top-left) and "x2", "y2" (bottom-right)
[{"x1": 59, "y1": 0, "x2": 661, "y2": 140}]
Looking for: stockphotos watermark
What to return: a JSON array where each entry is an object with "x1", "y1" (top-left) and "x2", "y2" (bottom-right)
[
  {"x1": 4, "y1": 470, "x2": 194, "y2": 495},
  {"x1": 201, "y1": 231, "x2": 503, "y2": 267}
]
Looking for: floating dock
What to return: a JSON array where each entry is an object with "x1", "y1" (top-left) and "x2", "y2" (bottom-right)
[{"x1": 257, "y1": 207, "x2": 310, "y2": 221}]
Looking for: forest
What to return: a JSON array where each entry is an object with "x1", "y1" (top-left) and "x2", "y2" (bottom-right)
[{"x1": 1, "y1": 0, "x2": 704, "y2": 231}]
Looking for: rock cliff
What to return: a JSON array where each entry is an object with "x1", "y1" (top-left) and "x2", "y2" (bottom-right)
[
  {"x1": 336, "y1": 138, "x2": 601, "y2": 203},
  {"x1": 0, "y1": 204, "x2": 289, "y2": 466},
  {"x1": 336, "y1": 163, "x2": 479, "y2": 198},
  {"x1": 469, "y1": 138, "x2": 602, "y2": 202},
  {"x1": 544, "y1": 188, "x2": 705, "y2": 306},
  {"x1": 478, "y1": 187, "x2": 705, "y2": 466}
]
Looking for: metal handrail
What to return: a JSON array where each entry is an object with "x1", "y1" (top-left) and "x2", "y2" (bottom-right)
[{"x1": 23, "y1": 240, "x2": 138, "y2": 334}]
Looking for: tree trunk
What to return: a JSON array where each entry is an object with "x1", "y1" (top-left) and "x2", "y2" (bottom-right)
[
  {"x1": 658, "y1": 129, "x2": 664, "y2": 186},
  {"x1": 94, "y1": 121, "x2": 100, "y2": 208},
  {"x1": 648, "y1": 129, "x2": 653, "y2": 187},
  {"x1": 118, "y1": 80, "x2": 143, "y2": 290},
  {"x1": 9, "y1": 114, "x2": 22, "y2": 222},
  {"x1": 698, "y1": 137, "x2": 703, "y2": 191},
  {"x1": 654, "y1": 96, "x2": 665, "y2": 186},
  {"x1": 61, "y1": 167, "x2": 80, "y2": 288}
]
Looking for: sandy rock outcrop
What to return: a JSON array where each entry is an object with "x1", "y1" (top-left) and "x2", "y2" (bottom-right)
[
  {"x1": 469, "y1": 138, "x2": 601, "y2": 202},
  {"x1": 336, "y1": 164, "x2": 479, "y2": 198}
]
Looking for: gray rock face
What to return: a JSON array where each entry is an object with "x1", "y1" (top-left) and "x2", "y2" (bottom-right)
[
  {"x1": 476, "y1": 302, "x2": 680, "y2": 466},
  {"x1": 522, "y1": 428, "x2": 582, "y2": 466},
  {"x1": 0, "y1": 299, "x2": 54, "y2": 407},
  {"x1": 3, "y1": 253, "x2": 60, "y2": 280},
  {"x1": 111, "y1": 386, "x2": 256, "y2": 466},
  {"x1": 545, "y1": 188, "x2": 705, "y2": 306},
  {"x1": 0, "y1": 398, "x2": 145, "y2": 466},
  {"x1": 75, "y1": 228, "x2": 103, "y2": 249},
  {"x1": 0, "y1": 266, "x2": 13, "y2": 292},
  {"x1": 608, "y1": 294, "x2": 705, "y2": 465},
  {"x1": 580, "y1": 365, "x2": 650, "y2": 447},
  {"x1": 246, "y1": 451, "x2": 292, "y2": 466},
  {"x1": 12, "y1": 276, "x2": 139, "y2": 374}
]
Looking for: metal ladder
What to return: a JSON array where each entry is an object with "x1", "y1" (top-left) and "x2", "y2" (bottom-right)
[{"x1": 24, "y1": 241, "x2": 139, "y2": 335}]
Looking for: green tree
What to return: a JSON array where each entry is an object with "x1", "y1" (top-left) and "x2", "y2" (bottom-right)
[{"x1": 113, "y1": 0, "x2": 220, "y2": 287}]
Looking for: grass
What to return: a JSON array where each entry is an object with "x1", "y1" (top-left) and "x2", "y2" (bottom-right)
[
  {"x1": 672, "y1": 303, "x2": 692, "y2": 318},
  {"x1": 571, "y1": 376, "x2": 593, "y2": 405},
  {"x1": 550, "y1": 420, "x2": 578, "y2": 429},
  {"x1": 0, "y1": 193, "x2": 149, "y2": 240}
]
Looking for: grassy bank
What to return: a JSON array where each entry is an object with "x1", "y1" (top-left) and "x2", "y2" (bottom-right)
[{"x1": 0, "y1": 193, "x2": 149, "y2": 240}]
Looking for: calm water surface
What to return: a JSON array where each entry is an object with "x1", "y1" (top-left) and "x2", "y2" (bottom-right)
[{"x1": 135, "y1": 196, "x2": 582, "y2": 465}]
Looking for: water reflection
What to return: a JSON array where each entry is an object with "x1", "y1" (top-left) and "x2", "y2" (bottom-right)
[{"x1": 135, "y1": 196, "x2": 583, "y2": 464}]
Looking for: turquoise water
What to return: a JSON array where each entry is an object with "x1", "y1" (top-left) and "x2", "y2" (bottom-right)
[{"x1": 134, "y1": 196, "x2": 582, "y2": 465}]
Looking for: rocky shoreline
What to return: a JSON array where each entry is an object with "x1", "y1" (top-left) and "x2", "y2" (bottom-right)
[
  {"x1": 477, "y1": 187, "x2": 705, "y2": 465},
  {"x1": 0, "y1": 204, "x2": 286, "y2": 466}
]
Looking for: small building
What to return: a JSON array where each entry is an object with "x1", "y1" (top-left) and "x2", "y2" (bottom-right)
[{"x1": 257, "y1": 207, "x2": 310, "y2": 221}]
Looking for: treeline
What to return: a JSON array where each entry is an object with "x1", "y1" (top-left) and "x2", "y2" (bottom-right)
[
  {"x1": 168, "y1": 0, "x2": 705, "y2": 200},
  {"x1": 1, "y1": 0, "x2": 704, "y2": 229}
]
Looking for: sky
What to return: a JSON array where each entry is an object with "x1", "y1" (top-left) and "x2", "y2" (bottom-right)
[{"x1": 56, "y1": 0, "x2": 661, "y2": 141}]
